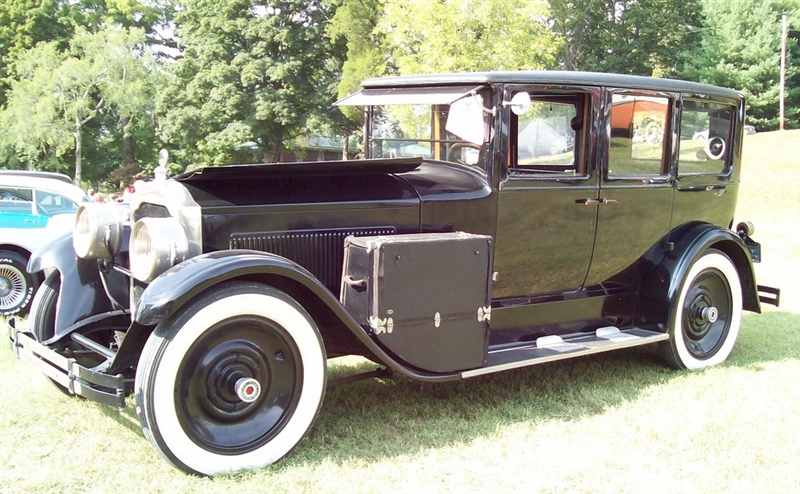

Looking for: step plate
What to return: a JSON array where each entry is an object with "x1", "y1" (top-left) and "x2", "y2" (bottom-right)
[{"x1": 462, "y1": 327, "x2": 668, "y2": 378}]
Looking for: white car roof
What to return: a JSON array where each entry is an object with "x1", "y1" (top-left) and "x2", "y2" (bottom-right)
[{"x1": 0, "y1": 172, "x2": 90, "y2": 204}]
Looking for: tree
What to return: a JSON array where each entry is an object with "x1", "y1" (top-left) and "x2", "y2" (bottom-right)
[
  {"x1": 0, "y1": 0, "x2": 76, "y2": 107},
  {"x1": 0, "y1": 27, "x2": 160, "y2": 183},
  {"x1": 380, "y1": 0, "x2": 560, "y2": 74},
  {"x1": 326, "y1": 0, "x2": 387, "y2": 157},
  {"x1": 0, "y1": 0, "x2": 174, "y2": 107},
  {"x1": 158, "y1": 0, "x2": 344, "y2": 167},
  {"x1": 681, "y1": 0, "x2": 799, "y2": 130},
  {"x1": 548, "y1": 0, "x2": 703, "y2": 76}
]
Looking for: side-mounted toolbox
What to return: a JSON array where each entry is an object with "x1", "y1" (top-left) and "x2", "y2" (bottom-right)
[{"x1": 341, "y1": 232, "x2": 493, "y2": 372}]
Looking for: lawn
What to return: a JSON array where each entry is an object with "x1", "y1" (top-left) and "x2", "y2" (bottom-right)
[{"x1": 1, "y1": 131, "x2": 798, "y2": 493}]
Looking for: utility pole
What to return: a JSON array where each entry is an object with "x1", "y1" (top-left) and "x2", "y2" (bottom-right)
[{"x1": 780, "y1": 14, "x2": 787, "y2": 131}]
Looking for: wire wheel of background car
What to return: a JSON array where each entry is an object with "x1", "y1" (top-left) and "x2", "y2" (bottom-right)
[
  {"x1": 660, "y1": 249, "x2": 742, "y2": 370},
  {"x1": 135, "y1": 282, "x2": 326, "y2": 475},
  {"x1": 0, "y1": 250, "x2": 38, "y2": 316}
]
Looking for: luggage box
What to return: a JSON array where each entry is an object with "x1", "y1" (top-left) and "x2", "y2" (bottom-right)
[{"x1": 341, "y1": 232, "x2": 492, "y2": 372}]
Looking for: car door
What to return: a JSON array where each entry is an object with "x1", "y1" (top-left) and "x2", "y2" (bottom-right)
[
  {"x1": 584, "y1": 90, "x2": 676, "y2": 287},
  {"x1": 492, "y1": 86, "x2": 600, "y2": 299}
]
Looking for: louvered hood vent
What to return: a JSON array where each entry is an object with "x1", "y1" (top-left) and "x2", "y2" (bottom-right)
[{"x1": 230, "y1": 226, "x2": 396, "y2": 294}]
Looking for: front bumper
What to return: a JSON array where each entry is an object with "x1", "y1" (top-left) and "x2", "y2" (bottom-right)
[{"x1": 5, "y1": 318, "x2": 126, "y2": 408}]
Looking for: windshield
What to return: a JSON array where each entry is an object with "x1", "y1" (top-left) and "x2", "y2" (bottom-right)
[{"x1": 351, "y1": 88, "x2": 492, "y2": 167}]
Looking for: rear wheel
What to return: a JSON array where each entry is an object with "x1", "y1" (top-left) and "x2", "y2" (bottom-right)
[
  {"x1": 660, "y1": 249, "x2": 742, "y2": 370},
  {"x1": 135, "y1": 282, "x2": 326, "y2": 475},
  {"x1": 0, "y1": 250, "x2": 38, "y2": 316}
]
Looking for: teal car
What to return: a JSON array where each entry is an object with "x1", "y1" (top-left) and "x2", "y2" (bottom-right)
[{"x1": 0, "y1": 171, "x2": 91, "y2": 316}]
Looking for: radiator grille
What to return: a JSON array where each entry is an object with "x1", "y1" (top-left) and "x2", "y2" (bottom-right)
[{"x1": 230, "y1": 227, "x2": 396, "y2": 294}]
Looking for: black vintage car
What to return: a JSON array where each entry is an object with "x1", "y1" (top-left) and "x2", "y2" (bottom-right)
[{"x1": 6, "y1": 71, "x2": 780, "y2": 475}]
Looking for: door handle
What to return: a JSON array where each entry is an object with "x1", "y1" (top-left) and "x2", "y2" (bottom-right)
[{"x1": 576, "y1": 198, "x2": 618, "y2": 206}]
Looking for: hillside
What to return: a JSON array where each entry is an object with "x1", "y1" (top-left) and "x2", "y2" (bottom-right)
[{"x1": 737, "y1": 129, "x2": 800, "y2": 312}]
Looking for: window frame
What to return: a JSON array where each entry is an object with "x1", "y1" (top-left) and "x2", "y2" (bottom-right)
[
  {"x1": 676, "y1": 98, "x2": 737, "y2": 178},
  {"x1": 606, "y1": 90, "x2": 674, "y2": 180},
  {"x1": 506, "y1": 87, "x2": 591, "y2": 180}
]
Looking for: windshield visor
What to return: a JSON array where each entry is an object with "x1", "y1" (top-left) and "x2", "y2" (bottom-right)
[{"x1": 337, "y1": 86, "x2": 492, "y2": 166}]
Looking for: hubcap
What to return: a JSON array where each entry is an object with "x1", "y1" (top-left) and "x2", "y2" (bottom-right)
[
  {"x1": 701, "y1": 306, "x2": 719, "y2": 323},
  {"x1": 235, "y1": 377, "x2": 261, "y2": 403},
  {"x1": 0, "y1": 265, "x2": 26, "y2": 310}
]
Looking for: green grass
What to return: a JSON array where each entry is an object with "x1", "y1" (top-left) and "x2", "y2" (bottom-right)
[
  {"x1": 1, "y1": 131, "x2": 799, "y2": 492},
  {"x1": 738, "y1": 129, "x2": 800, "y2": 313}
]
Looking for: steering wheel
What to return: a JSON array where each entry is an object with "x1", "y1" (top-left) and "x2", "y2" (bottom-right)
[{"x1": 446, "y1": 142, "x2": 482, "y2": 165}]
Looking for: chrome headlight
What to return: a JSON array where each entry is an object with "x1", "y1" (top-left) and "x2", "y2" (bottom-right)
[
  {"x1": 73, "y1": 204, "x2": 124, "y2": 260},
  {"x1": 129, "y1": 217, "x2": 190, "y2": 282}
]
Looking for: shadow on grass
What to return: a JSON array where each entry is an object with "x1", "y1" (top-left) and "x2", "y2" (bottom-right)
[
  {"x1": 60, "y1": 311, "x2": 798, "y2": 475},
  {"x1": 287, "y1": 311, "x2": 799, "y2": 467}
]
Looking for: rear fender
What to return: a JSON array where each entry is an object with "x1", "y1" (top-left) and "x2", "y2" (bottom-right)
[
  {"x1": 132, "y1": 250, "x2": 461, "y2": 382},
  {"x1": 640, "y1": 222, "x2": 760, "y2": 326}
]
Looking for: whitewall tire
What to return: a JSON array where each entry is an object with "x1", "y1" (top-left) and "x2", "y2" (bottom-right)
[
  {"x1": 135, "y1": 282, "x2": 326, "y2": 475},
  {"x1": 660, "y1": 249, "x2": 742, "y2": 370}
]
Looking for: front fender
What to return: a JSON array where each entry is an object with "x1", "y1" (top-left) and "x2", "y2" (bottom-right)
[
  {"x1": 133, "y1": 250, "x2": 335, "y2": 325},
  {"x1": 133, "y1": 249, "x2": 461, "y2": 382},
  {"x1": 28, "y1": 230, "x2": 130, "y2": 338},
  {"x1": 642, "y1": 222, "x2": 760, "y2": 326}
]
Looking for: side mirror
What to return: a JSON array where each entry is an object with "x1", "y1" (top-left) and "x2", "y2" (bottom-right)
[{"x1": 503, "y1": 92, "x2": 531, "y2": 116}]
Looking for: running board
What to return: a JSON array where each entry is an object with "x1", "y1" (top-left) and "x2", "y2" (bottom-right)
[{"x1": 462, "y1": 327, "x2": 668, "y2": 378}]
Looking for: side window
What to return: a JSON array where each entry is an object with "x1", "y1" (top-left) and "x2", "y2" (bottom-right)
[
  {"x1": 0, "y1": 187, "x2": 32, "y2": 201},
  {"x1": 679, "y1": 100, "x2": 734, "y2": 175},
  {"x1": 609, "y1": 94, "x2": 670, "y2": 176},
  {"x1": 36, "y1": 191, "x2": 78, "y2": 215},
  {"x1": 0, "y1": 187, "x2": 34, "y2": 215},
  {"x1": 513, "y1": 95, "x2": 582, "y2": 176}
]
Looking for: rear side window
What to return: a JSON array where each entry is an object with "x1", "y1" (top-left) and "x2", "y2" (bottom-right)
[
  {"x1": 678, "y1": 100, "x2": 735, "y2": 175},
  {"x1": 36, "y1": 190, "x2": 78, "y2": 215},
  {"x1": 608, "y1": 94, "x2": 670, "y2": 176}
]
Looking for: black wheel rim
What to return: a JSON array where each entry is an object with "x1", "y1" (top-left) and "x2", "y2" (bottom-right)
[
  {"x1": 176, "y1": 316, "x2": 303, "y2": 454},
  {"x1": 682, "y1": 267, "x2": 732, "y2": 359}
]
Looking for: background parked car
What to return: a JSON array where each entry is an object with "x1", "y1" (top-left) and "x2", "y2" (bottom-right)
[{"x1": 0, "y1": 170, "x2": 91, "y2": 316}]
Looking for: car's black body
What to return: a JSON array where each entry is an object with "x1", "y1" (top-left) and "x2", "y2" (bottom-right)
[{"x1": 7, "y1": 71, "x2": 780, "y2": 475}]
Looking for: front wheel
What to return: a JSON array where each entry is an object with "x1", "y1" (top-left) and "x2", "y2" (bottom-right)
[
  {"x1": 0, "y1": 250, "x2": 38, "y2": 316},
  {"x1": 135, "y1": 282, "x2": 326, "y2": 475},
  {"x1": 660, "y1": 249, "x2": 742, "y2": 370}
]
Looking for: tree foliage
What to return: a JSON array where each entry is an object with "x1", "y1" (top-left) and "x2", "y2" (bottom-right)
[
  {"x1": 0, "y1": 27, "x2": 160, "y2": 183},
  {"x1": 681, "y1": 0, "x2": 799, "y2": 130},
  {"x1": 0, "y1": 0, "x2": 174, "y2": 105},
  {"x1": 549, "y1": 0, "x2": 703, "y2": 76},
  {"x1": 158, "y1": 0, "x2": 344, "y2": 167},
  {"x1": 327, "y1": 0, "x2": 387, "y2": 128},
  {"x1": 381, "y1": 0, "x2": 560, "y2": 74},
  {"x1": 0, "y1": 0, "x2": 76, "y2": 107}
]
